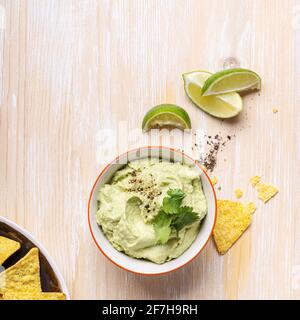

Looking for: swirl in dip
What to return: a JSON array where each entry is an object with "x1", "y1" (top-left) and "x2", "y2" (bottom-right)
[{"x1": 96, "y1": 158, "x2": 207, "y2": 264}]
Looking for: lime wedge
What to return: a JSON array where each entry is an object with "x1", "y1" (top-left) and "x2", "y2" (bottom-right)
[
  {"x1": 142, "y1": 104, "x2": 191, "y2": 131},
  {"x1": 201, "y1": 68, "x2": 261, "y2": 96},
  {"x1": 183, "y1": 71, "x2": 243, "y2": 119}
]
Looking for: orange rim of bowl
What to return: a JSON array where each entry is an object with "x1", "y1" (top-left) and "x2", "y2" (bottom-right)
[{"x1": 88, "y1": 146, "x2": 217, "y2": 276}]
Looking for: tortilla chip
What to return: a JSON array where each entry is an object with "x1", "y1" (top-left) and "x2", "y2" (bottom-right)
[
  {"x1": 0, "y1": 237, "x2": 21, "y2": 265},
  {"x1": 234, "y1": 188, "x2": 243, "y2": 199},
  {"x1": 250, "y1": 175, "x2": 261, "y2": 186},
  {"x1": 0, "y1": 248, "x2": 41, "y2": 295},
  {"x1": 3, "y1": 292, "x2": 66, "y2": 300},
  {"x1": 256, "y1": 183, "x2": 278, "y2": 203},
  {"x1": 213, "y1": 200, "x2": 252, "y2": 255}
]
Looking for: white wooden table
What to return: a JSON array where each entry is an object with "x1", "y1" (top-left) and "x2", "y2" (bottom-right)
[{"x1": 0, "y1": 0, "x2": 299, "y2": 299}]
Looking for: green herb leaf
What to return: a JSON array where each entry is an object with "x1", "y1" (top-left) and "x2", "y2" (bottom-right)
[
  {"x1": 153, "y1": 210, "x2": 172, "y2": 244},
  {"x1": 162, "y1": 189, "x2": 185, "y2": 214},
  {"x1": 154, "y1": 189, "x2": 199, "y2": 244},
  {"x1": 171, "y1": 206, "x2": 199, "y2": 232},
  {"x1": 167, "y1": 189, "x2": 185, "y2": 198}
]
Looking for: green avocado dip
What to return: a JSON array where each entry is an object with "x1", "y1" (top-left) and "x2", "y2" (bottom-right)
[{"x1": 96, "y1": 158, "x2": 207, "y2": 264}]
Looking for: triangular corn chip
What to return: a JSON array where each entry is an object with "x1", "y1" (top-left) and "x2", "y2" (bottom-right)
[
  {"x1": 213, "y1": 200, "x2": 252, "y2": 254},
  {"x1": 0, "y1": 236, "x2": 21, "y2": 265},
  {"x1": 0, "y1": 248, "x2": 41, "y2": 294}
]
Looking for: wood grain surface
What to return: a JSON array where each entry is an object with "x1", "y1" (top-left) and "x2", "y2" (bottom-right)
[{"x1": 0, "y1": 0, "x2": 299, "y2": 299}]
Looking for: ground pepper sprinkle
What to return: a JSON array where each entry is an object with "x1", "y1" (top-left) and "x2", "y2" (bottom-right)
[{"x1": 195, "y1": 133, "x2": 233, "y2": 172}]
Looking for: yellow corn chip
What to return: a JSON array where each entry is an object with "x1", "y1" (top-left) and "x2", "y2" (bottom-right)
[
  {"x1": 250, "y1": 175, "x2": 261, "y2": 186},
  {"x1": 3, "y1": 292, "x2": 66, "y2": 300},
  {"x1": 0, "y1": 237, "x2": 21, "y2": 265},
  {"x1": 256, "y1": 183, "x2": 278, "y2": 203},
  {"x1": 234, "y1": 188, "x2": 243, "y2": 199},
  {"x1": 0, "y1": 248, "x2": 41, "y2": 295},
  {"x1": 213, "y1": 200, "x2": 252, "y2": 254}
]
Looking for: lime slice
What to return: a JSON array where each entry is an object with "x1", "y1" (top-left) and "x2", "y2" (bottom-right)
[
  {"x1": 142, "y1": 104, "x2": 191, "y2": 131},
  {"x1": 183, "y1": 71, "x2": 243, "y2": 119},
  {"x1": 201, "y1": 68, "x2": 261, "y2": 96}
]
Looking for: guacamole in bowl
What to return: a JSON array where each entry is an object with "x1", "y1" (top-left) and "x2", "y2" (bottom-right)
[{"x1": 96, "y1": 158, "x2": 207, "y2": 264}]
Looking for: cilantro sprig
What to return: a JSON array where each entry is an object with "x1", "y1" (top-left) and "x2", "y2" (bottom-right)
[
  {"x1": 162, "y1": 189, "x2": 185, "y2": 214},
  {"x1": 153, "y1": 189, "x2": 199, "y2": 244}
]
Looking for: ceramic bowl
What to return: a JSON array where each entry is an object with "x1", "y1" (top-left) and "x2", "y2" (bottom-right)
[
  {"x1": 88, "y1": 146, "x2": 217, "y2": 275},
  {"x1": 0, "y1": 216, "x2": 70, "y2": 299}
]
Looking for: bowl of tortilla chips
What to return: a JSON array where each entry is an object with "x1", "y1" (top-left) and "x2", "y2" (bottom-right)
[{"x1": 0, "y1": 216, "x2": 70, "y2": 300}]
